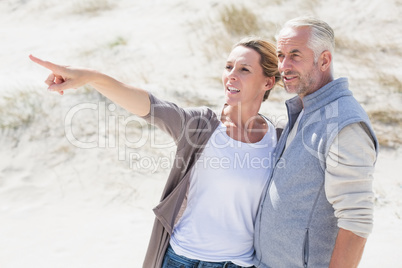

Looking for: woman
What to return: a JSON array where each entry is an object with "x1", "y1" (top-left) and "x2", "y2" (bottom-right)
[{"x1": 30, "y1": 37, "x2": 281, "y2": 268}]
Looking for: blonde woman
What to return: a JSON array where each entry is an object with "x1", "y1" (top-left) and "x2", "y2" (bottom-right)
[{"x1": 30, "y1": 37, "x2": 281, "y2": 268}]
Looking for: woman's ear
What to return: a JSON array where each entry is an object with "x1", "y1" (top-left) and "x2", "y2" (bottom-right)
[
  {"x1": 320, "y1": 50, "x2": 332, "y2": 72},
  {"x1": 264, "y1": 76, "x2": 276, "y2": 91}
]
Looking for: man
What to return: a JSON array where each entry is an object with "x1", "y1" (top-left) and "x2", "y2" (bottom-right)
[{"x1": 253, "y1": 17, "x2": 378, "y2": 267}]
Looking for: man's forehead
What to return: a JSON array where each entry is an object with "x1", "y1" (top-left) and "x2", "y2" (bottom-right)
[{"x1": 277, "y1": 27, "x2": 310, "y2": 50}]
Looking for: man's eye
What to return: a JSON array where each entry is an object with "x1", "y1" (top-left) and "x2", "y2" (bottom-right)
[
  {"x1": 225, "y1": 65, "x2": 232, "y2": 70},
  {"x1": 242, "y1": 68, "x2": 250, "y2": 72}
]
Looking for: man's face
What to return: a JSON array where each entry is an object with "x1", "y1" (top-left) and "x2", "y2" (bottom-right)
[{"x1": 277, "y1": 27, "x2": 322, "y2": 97}]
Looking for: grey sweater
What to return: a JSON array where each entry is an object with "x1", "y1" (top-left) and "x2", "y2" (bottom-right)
[{"x1": 253, "y1": 78, "x2": 379, "y2": 268}]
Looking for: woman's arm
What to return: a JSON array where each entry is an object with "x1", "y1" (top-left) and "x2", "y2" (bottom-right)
[{"x1": 29, "y1": 55, "x2": 150, "y2": 116}]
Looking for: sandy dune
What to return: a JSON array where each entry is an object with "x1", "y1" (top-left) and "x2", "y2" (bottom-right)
[{"x1": 0, "y1": 0, "x2": 401, "y2": 267}]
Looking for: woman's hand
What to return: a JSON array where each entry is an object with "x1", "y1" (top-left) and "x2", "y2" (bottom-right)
[
  {"x1": 29, "y1": 55, "x2": 93, "y2": 95},
  {"x1": 29, "y1": 54, "x2": 150, "y2": 116}
]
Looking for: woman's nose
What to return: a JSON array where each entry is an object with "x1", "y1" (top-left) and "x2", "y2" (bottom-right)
[{"x1": 227, "y1": 69, "x2": 237, "y2": 80}]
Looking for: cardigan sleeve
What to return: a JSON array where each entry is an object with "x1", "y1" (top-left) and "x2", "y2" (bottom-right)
[
  {"x1": 140, "y1": 92, "x2": 217, "y2": 150},
  {"x1": 325, "y1": 122, "x2": 377, "y2": 238}
]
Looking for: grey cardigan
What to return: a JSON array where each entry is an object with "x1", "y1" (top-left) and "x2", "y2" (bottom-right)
[{"x1": 141, "y1": 93, "x2": 221, "y2": 267}]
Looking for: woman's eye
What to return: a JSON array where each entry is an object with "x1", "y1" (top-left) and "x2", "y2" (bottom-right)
[
  {"x1": 242, "y1": 68, "x2": 250, "y2": 72},
  {"x1": 225, "y1": 65, "x2": 232, "y2": 70}
]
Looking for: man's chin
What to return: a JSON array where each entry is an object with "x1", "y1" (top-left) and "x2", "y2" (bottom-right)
[{"x1": 284, "y1": 86, "x2": 299, "y2": 95}]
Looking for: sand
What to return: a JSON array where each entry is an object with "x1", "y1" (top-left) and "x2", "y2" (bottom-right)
[{"x1": 0, "y1": 0, "x2": 401, "y2": 267}]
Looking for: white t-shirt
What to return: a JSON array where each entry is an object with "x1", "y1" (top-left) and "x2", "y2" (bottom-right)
[{"x1": 170, "y1": 119, "x2": 277, "y2": 266}]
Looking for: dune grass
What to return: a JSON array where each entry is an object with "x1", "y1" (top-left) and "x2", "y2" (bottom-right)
[
  {"x1": 377, "y1": 72, "x2": 402, "y2": 93},
  {"x1": 0, "y1": 89, "x2": 46, "y2": 130},
  {"x1": 219, "y1": 4, "x2": 261, "y2": 37},
  {"x1": 108, "y1": 36, "x2": 128, "y2": 49},
  {"x1": 368, "y1": 109, "x2": 402, "y2": 147},
  {"x1": 189, "y1": 3, "x2": 264, "y2": 61},
  {"x1": 368, "y1": 110, "x2": 402, "y2": 126},
  {"x1": 72, "y1": 0, "x2": 114, "y2": 14}
]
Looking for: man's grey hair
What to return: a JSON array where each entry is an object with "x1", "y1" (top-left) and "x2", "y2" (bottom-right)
[{"x1": 278, "y1": 16, "x2": 335, "y2": 62}]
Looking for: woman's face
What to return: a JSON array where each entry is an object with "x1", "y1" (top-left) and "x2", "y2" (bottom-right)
[{"x1": 222, "y1": 45, "x2": 271, "y2": 107}]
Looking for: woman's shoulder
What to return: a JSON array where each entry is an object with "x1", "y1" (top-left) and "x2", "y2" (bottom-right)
[
  {"x1": 147, "y1": 93, "x2": 220, "y2": 127},
  {"x1": 260, "y1": 113, "x2": 285, "y2": 141}
]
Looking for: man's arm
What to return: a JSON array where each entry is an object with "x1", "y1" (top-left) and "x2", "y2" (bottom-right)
[
  {"x1": 329, "y1": 228, "x2": 367, "y2": 268},
  {"x1": 325, "y1": 122, "x2": 377, "y2": 267}
]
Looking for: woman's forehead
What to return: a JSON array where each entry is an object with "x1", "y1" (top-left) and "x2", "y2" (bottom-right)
[{"x1": 227, "y1": 46, "x2": 260, "y2": 64}]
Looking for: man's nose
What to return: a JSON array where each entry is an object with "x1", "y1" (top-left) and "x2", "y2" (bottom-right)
[{"x1": 279, "y1": 57, "x2": 291, "y2": 72}]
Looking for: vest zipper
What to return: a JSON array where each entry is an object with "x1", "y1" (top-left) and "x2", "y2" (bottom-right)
[{"x1": 303, "y1": 228, "x2": 309, "y2": 268}]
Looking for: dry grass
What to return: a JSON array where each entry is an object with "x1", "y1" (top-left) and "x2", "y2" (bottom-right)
[
  {"x1": 188, "y1": 3, "x2": 269, "y2": 75},
  {"x1": 368, "y1": 109, "x2": 402, "y2": 148},
  {"x1": 72, "y1": 0, "x2": 114, "y2": 14},
  {"x1": 336, "y1": 35, "x2": 402, "y2": 66},
  {"x1": 219, "y1": 4, "x2": 261, "y2": 37},
  {"x1": 377, "y1": 72, "x2": 402, "y2": 93},
  {"x1": 369, "y1": 110, "x2": 402, "y2": 126},
  {"x1": 186, "y1": 3, "x2": 279, "y2": 105},
  {"x1": 299, "y1": 0, "x2": 320, "y2": 10},
  {"x1": 108, "y1": 36, "x2": 128, "y2": 49},
  {"x1": 335, "y1": 36, "x2": 373, "y2": 62},
  {"x1": 0, "y1": 89, "x2": 45, "y2": 130}
]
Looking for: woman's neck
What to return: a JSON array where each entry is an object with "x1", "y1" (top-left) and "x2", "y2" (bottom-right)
[{"x1": 221, "y1": 103, "x2": 268, "y2": 143}]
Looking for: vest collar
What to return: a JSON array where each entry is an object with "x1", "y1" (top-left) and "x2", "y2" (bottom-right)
[{"x1": 286, "y1": 77, "x2": 352, "y2": 116}]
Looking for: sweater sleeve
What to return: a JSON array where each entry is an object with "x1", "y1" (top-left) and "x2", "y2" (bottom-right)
[
  {"x1": 325, "y1": 122, "x2": 377, "y2": 238},
  {"x1": 140, "y1": 93, "x2": 215, "y2": 149}
]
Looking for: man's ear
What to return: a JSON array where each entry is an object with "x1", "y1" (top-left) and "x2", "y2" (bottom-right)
[{"x1": 320, "y1": 50, "x2": 332, "y2": 72}]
